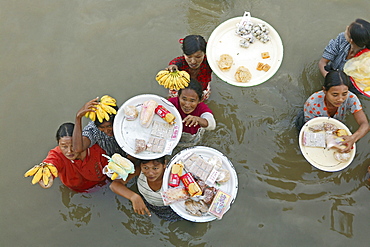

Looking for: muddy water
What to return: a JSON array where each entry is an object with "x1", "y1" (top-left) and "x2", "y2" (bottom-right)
[{"x1": 1, "y1": 0, "x2": 370, "y2": 246}]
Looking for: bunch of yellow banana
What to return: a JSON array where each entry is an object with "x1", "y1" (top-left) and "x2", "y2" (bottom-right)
[
  {"x1": 85, "y1": 95, "x2": 117, "y2": 123},
  {"x1": 104, "y1": 153, "x2": 135, "y2": 181},
  {"x1": 156, "y1": 70, "x2": 190, "y2": 90},
  {"x1": 24, "y1": 162, "x2": 58, "y2": 187}
]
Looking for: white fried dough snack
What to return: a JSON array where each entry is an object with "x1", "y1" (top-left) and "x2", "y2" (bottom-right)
[
  {"x1": 235, "y1": 66, "x2": 252, "y2": 83},
  {"x1": 217, "y1": 54, "x2": 233, "y2": 71}
]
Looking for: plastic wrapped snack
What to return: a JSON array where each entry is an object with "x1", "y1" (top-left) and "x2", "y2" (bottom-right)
[
  {"x1": 344, "y1": 51, "x2": 370, "y2": 86},
  {"x1": 140, "y1": 100, "x2": 158, "y2": 128},
  {"x1": 161, "y1": 186, "x2": 189, "y2": 205},
  {"x1": 208, "y1": 190, "x2": 232, "y2": 219},
  {"x1": 123, "y1": 105, "x2": 138, "y2": 121},
  {"x1": 333, "y1": 152, "x2": 351, "y2": 163},
  {"x1": 326, "y1": 134, "x2": 346, "y2": 150}
]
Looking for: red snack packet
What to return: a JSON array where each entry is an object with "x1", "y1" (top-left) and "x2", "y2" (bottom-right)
[{"x1": 155, "y1": 105, "x2": 176, "y2": 124}]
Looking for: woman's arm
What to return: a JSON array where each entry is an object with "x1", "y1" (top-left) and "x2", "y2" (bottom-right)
[
  {"x1": 318, "y1": 57, "x2": 330, "y2": 78},
  {"x1": 341, "y1": 110, "x2": 369, "y2": 152},
  {"x1": 72, "y1": 98, "x2": 98, "y2": 152},
  {"x1": 109, "y1": 168, "x2": 151, "y2": 216}
]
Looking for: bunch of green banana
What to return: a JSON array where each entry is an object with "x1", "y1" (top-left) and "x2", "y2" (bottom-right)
[
  {"x1": 85, "y1": 95, "x2": 117, "y2": 123},
  {"x1": 156, "y1": 70, "x2": 190, "y2": 90},
  {"x1": 103, "y1": 153, "x2": 135, "y2": 181},
  {"x1": 24, "y1": 162, "x2": 58, "y2": 187}
]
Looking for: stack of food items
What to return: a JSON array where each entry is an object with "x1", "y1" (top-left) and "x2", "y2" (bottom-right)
[
  {"x1": 161, "y1": 153, "x2": 233, "y2": 219},
  {"x1": 216, "y1": 12, "x2": 272, "y2": 83},
  {"x1": 123, "y1": 99, "x2": 178, "y2": 154},
  {"x1": 302, "y1": 122, "x2": 351, "y2": 162}
]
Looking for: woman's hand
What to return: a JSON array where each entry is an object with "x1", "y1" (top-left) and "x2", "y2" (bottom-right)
[
  {"x1": 182, "y1": 115, "x2": 208, "y2": 128},
  {"x1": 166, "y1": 64, "x2": 178, "y2": 72},
  {"x1": 340, "y1": 135, "x2": 356, "y2": 153},
  {"x1": 130, "y1": 193, "x2": 151, "y2": 216},
  {"x1": 76, "y1": 97, "x2": 99, "y2": 119}
]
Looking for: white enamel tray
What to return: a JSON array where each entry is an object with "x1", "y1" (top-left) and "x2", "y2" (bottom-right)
[
  {"x1": 114, "y1": 94, "x2": 183, "y2": 159},
  {"x1": 207, "y1": 16, "x2": 283, "y2": 87},
  {"x1": 299, "y1": 117, "x2": 356, "y2": 172},
  {"x1": 162, "y1": 146, "x2": 238, "y2": 222}
]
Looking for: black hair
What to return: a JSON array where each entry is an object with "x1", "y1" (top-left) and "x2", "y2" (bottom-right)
[
  {"x1": 178, "y1": 78, "x2": 203, "y2": 101},
  {"x1": 93, "y1": 105, "x2": 119, "y2": 127},
  {"x1": 182, "y1": 35, "x2": 207, "y2": 56},
  {"x1": 323, "y1": 70, "x2": 351, "y2": 91},
  {"x1": 140, "y1": 156, "x2": 166, "y2": 165},
  {"x1": 56, "y1": 122, "x2": 74, "y2": 142},
  {"x1": 349, "y1": 18, "x2": 370, "y2": 49}
]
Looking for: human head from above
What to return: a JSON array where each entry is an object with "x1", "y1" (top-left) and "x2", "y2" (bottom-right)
[
  {"x1": 323, "y1": 70, "x2": 351, "y2": 108},
  {"x1": 139, "y1": 156, "x2": 166, "y2": 182},
  {"x1": 346, "y1": 18, "x2": 370, "y2": 49},
  {"x1": 56, "y1": 122, "x2": 81, "y2": 160},
  {"x1": 93, "y1": 104, "x2": 118, "y2": 137},
  {"x1": 182, "y1": 35, "x2": 207, "y2": 70},
  {"x1": 178, "y1": 79, "x2": 203, "y2": 114}
]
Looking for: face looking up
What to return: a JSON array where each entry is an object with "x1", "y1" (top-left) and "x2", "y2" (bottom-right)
[
  {"x1": 97, "y1": 121, "x2": 114, "y2": 137},
  {"x1": 179, "y1": 88, "x2": 201, "y2": 114},
  {"x1": 140, "y1": 161, "x2": 166, "y2": 183},
  {"x1": 184, "y1": 50, "x2": 205, "y2": 69},
  {"x1": 324, "y1": 85, "x2": 349, "y2": 108},
  {"x1": 58, "y1": 136, "x2": 80, "y2": 160}
]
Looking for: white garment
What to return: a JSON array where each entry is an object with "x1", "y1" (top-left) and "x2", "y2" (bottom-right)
[{"x1": 137, "y1": 172, "x2": 164, "y2": 206}]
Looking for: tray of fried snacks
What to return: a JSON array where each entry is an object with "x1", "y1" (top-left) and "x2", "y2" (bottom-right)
[
  {"x1": 299, "y1": 117, "x2": 356, "y2": 172},
  {"x1": 162, "y1": 146, "x2": 238, "y2": 222},
  {"x1": 207, "y1": 11, "x2": 283, "y2": 87},
  {"x1": 114, "y1": 94, "x2": 183, "y2": 159}
]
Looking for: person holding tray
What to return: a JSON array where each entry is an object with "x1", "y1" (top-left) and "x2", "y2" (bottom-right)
[
  {"x1": 318, "y1": 18, "x2": 370, "y2": 79},
  {"x1": 166, "y1": 35, "x2": 213, "y2": 100},
  {"x1": 297, "y1": 70, "x2": 369, "y2": 153},
  {"x1": 72, "y1": 97, "x2": 127, "y2": 158},
  {"x1": 168, "y1": 79, "x2": 216, "y2": 148},
  {"x1": 109, "y1": 156, "x2": 183, "y2": 222},
  {"x1": 31, "y1": 123, "x2": 108, "y2": 192}
]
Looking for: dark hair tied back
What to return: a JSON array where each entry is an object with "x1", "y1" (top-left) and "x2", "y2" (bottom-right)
[
  {"x1": 323, "y1": 70, "x2": 351, "y2": 91},
  {"x1": 182, "y1": 35, "x2": 207, "y2": 56},
  {"x1": 178, "y1": 78, "x2": 203, "y2": 101},
  {"x1": 56, "y1": 122, "x2": 74, "y2": 142},
  {"x1": 349, "y1": 18, "x2": 370, "y2": 49}
]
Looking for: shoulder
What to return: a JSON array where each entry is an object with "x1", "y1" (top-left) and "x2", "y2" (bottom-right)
[{"x1": 197, "y1": 102, "x2": 213, "y2": 113}]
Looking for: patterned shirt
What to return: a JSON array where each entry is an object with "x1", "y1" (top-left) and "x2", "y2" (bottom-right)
[
  {"x1": 322, "y1": 32, "x2": 350, "y2": 71},
  {"x1": 304, "y1": 90, "x2": 362, "y2": 122},
  {"x1": 169, "y1": 55, "x2": 212, "y2": 90},
  {"x1": 137, "y1": 172, "x2": 164, "y2": 207},
  {"x1": 82, "y1": 121, "x2": 126, "y2": 157}
]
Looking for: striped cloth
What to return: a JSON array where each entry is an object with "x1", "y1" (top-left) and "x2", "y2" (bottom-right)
[
  {"x1": 322, "y1": 32, "x2": 350, "y2": 71},
  {"x1": 137, "y1": 172, "x2": 164, "y2": 206},
  {"x1": 82, "y1": 121, "x2": 126, "y2": 157}
]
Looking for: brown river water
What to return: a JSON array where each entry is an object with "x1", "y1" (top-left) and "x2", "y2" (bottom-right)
[{"x1": 1, "y1": 0, "x2": 370, "y2": 246}]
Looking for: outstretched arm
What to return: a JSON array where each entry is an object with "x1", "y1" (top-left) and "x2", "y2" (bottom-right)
[
  {"x1": 109, "y1": 168, "x2": 151, "y2": 216},
  {"x1": 72, "y1": 97, "x2": 99, "y2": 152},
  {"x1": 341, "y1": 110, "x2": 369, "y2": 152}
]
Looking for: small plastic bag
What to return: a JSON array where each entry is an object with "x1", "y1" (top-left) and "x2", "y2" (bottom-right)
[{"x1": 344, "y1": 51, "x2": 370, "y2": 85}]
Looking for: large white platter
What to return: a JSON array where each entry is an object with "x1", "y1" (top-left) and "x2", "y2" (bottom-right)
[
  {"x1": 299, "y1": 117, "x2": 356, "y2": 172},
  {"x1": 207, "y1": 16, "x2": 283, "y2": 87},
  {"x1": 114, "y1": 94, "x2": 183, "y2": 159},
  {"x1": 162, "y1": 146, "x2": 238, "y2": 222}
]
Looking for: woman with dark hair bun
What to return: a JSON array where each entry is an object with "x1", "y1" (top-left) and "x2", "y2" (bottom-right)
[
  {"x1": 301, "y1": 70, "x2": 369, "y2": 152},
  {"x1": 166, "y1": 35, "x2": 213, "y2": 100},
  {"x1": 319, "y1": 18, "x2": 370, "y2": 77},
  {"x1": 27, "y1": 122, "x2": 108, "y2": 192}
]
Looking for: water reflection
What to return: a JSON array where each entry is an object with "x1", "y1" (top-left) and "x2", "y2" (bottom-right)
[
  {"x1": 330, "y1": 196, "x2": 355, "y2": 238},
  {"x1": 59, "y1": 185, "x2": 93, "y2": 227}
]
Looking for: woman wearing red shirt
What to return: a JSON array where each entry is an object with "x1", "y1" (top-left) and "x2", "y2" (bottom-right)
[
  {"x1": 166, "y1": 35, "x2": 213, "y2": 100},
  {"x1": 40, "y1": 123, "x2": 108, "y2": 192}
]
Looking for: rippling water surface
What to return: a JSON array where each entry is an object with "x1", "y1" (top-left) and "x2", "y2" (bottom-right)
[{"x1": 1, "y1": 0, "x2": 370, "y2": 246}]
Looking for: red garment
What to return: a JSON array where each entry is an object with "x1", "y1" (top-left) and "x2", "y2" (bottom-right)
[
  {"x1": 43, "y1": 144, "x2": 108, "y2": 192},
  {"x1": 168, "y1": 97, "x2": 213, "y2": 135},
  {"x1": 355, "y1": 48, "x2": 370, "y2": 57},
  {"x1": 169, "y1": 55, "x2": 212, "y2": 90}
]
